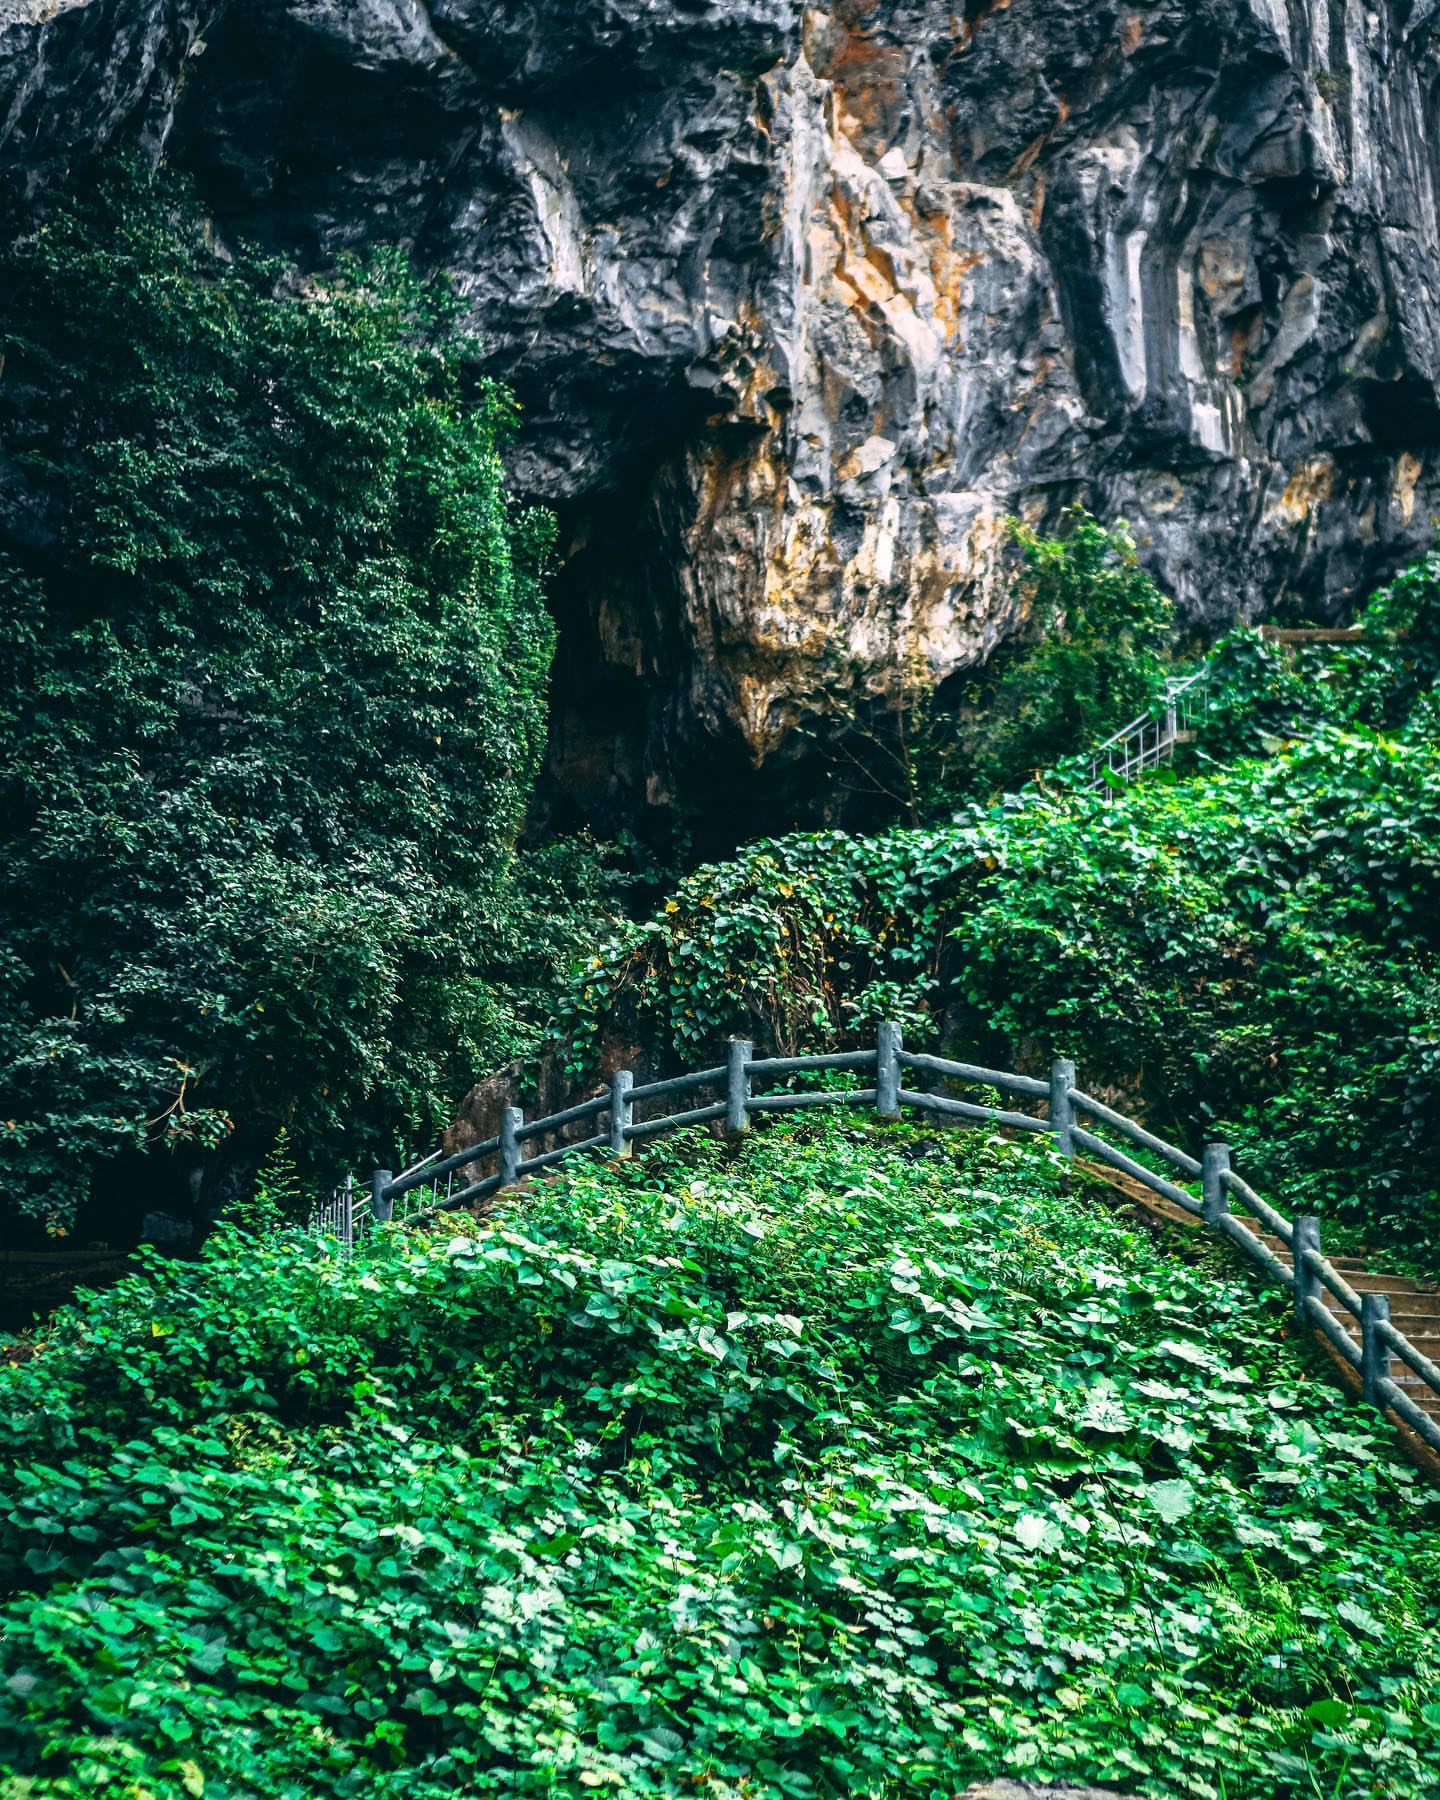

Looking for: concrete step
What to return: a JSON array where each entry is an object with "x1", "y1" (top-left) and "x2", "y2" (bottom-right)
[
  {"x1": 1252, "y1": 1231, "x2": 1427, "y2": 1280},
  {"x1": 1384, "y1": 1306, "x2": 1440, "y2": 1328},
  {"x1": 1324, "y1": 1297, "x2": 1433, "y2": 1318},
  {"x1": 1339, "y1": 1273, "x2": 1438, "y2": 1297},
  {"x1": 1326, "y1": 1316, "x2": 1440, "y2": 1349},
  {"x1": 1258, "y1": 1239, "x2": 1369, "y2": 1273},
  {"x1": 1149, "y1": 1203, "x2": 1200, "y2": 1229},
  {"x1": 1083, "y1": 1159, "x2": 1440, "y2": 1460}
]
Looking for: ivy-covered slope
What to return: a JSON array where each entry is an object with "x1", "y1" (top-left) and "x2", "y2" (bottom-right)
[
  {"x1": 1, "y1": 1119, "x2": 1437, "y2": 1798},
  {"x1": 559, "y1": 567, "x2": 1440, "y2": 1261}
]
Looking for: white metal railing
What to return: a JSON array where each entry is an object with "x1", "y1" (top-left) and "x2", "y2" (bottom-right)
[
  {"x1": 308, "y1": 1174, "x2": 357, "y2": 1253},
  {"x1": 308, "y1": 1147, "x2": 460, "y2": 1254},
  {"x1": 1086, "y1": 667, "x2": 1212, "y2": 790}
]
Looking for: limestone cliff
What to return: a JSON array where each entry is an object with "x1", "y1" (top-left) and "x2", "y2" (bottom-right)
[{"x1": 5, "y1": 0, "x2": 1440, "y2": 828}]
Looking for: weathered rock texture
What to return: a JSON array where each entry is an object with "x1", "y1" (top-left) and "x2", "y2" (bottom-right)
[{"x1": 6, "y1": 0, "x2": 1440, "y2": 827}]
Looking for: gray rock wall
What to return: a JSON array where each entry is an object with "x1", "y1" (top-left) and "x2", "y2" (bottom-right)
[{"x1": 5, "y1": 0, "x2": 1440, "y2": 825}]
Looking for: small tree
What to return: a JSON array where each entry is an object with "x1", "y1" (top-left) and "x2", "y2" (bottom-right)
[
  {"x1": 244, "y1": 1127, "x2": 304, "y2": 1233},
  {"x1": 959, "y1": 509, "x2": 1175, "y2": 796}
]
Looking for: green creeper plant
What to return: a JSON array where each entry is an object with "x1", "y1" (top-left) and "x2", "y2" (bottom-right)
[
  {"x1": 1, "y1": 1117, "x2": 1436, "y2": 1797},
  {"x1": 559, "y1": 626, "x2": 1440, "y2": 1259}
]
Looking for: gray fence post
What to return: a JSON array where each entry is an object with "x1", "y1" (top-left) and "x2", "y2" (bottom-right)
[
  {"x1": 876, "y1": 1021, "x2": 902, "y2": 1119},
  {"x1": 609, "y1": 1070, "x2": 633, "y2": 1158},
  {"x1": 1361, "y1": 1291, "x2": 1391, "y2": 1410},
  {"x1": 1201, "y1": 1143, "x2": 1231, "y2": 1227},
  {"x1": 1293, "y1": 1215, "x2": 1321, "y2": 1324},
  {"x1": 1048, "y1": 1059, "x2": 1076, "y2": 1158},
  {"x1": 341, "y1": 1173, "x2": 355, "y2": 1253},
  {"x1": 499, "y1": 1107, "x2": 523, "y2": 1187},
  {"x1": 726, "y1": 1038, "x2": 752, "y2": 1136},
  {"x1": 370, "y1": 1169, "x2": 394, "y2": 1226}
]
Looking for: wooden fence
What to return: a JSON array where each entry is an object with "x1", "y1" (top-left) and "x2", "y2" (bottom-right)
[{"x1": 317, "y1": 1022, "x2": 1440, "y2": 1456}]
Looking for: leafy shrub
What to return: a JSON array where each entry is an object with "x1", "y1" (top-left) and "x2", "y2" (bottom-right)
[
  {"x1": 951, "y1": 731, "x2": 1440, "y2": 1244},
  {"x1": 244, "y1": 1127, "x2": 304, "y2": 1234},
  {"x1": 1, "y1": 1118, "x2": 1436, "y2": 1797},
  {"x1": 1194, "y1": 550, "x2": 1440, "y2": 762},
  {"x1": 0, "y1": 160, "x2": 563, "y2": 1230},
  {"x1": 561, "y1": 827, "x2": 977, "y2": 1069}
]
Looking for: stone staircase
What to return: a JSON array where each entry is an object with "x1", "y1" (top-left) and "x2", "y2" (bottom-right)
[{"x1": 1084, "y1": 1163, "x2": 1440, "y2": 1468}]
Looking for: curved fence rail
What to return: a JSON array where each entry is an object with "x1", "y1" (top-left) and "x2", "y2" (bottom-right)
[{"x1": 313, "y1": 1021, "x2": 1440, "y2": 1456}]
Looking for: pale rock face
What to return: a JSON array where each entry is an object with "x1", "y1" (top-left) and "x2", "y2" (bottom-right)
[{"x1": 4, "y1": 0, "x2": 1440, "y2": 827}]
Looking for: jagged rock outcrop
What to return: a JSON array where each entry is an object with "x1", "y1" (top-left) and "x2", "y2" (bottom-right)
[{"x1": 5, "y1": 0, "x2": 1440, "y2": 829}]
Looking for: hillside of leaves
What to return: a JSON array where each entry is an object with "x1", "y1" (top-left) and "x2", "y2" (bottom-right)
[
  {"x1": 2, "y1": 1116, "x2": 1437, "y2": 1799},
  {"x1": 560, "y1": 558, "x2": 1440, "y2": 1261}
]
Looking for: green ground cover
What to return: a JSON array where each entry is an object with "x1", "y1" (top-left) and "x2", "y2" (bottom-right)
[
  {"x1": 2, "y1": 1117, "x2": 1436, "y2": 1798},
  {"x1": 561, "y1": 731, "x2": 1439, "y2": 1265}
]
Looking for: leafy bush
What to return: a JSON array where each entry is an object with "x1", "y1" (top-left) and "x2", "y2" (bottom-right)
[
  {"x1": 952, "y1": 731, "x2": 1440, "y2": 1245},
  {"x1": 244, "y1": 1128, "x2": 304, "y2": 1234},
  {"x1": 561, "y1": 827, "x2": 977, "y2": 1069},
  {"x1": 1, "y1": 1118, "x2": 1435, "y2": 1797},
  {"x1": 0, "y1": 160, "x2": 564, "y2": 1231},
  {"x1": 1193, "y1": 549, "x2": 1440, "y2": 763}
]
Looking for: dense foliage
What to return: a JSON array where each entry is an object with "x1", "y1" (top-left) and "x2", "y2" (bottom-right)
[
  {"x1": 1, "y1": 1118, "x2": 1435, "y2": 1798},
  {"x1": 560, "y1": 565, "x2": 1440, "y2": 1255},
  {"x1": 955, "y1": 730, "x2": 1440, "y2": 1246},
  {"x1": 0, "y1": 163, "x2": 569, "y2": 1232},
  {"x1": 1195, "y1": 551, "x2": 1440, "y2": 760}
]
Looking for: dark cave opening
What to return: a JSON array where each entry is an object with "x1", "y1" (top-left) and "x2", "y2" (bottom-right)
[{"x1": 1361, "y1": 375, "x2": 1440, "y2": 450}]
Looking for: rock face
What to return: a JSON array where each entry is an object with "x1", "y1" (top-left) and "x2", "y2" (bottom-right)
[{"x1": 5, "y1": 0, "x2": 1440, "y2": 829}]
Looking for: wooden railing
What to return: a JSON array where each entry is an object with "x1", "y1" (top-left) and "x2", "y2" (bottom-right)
[{"x1": 314, "y1": 1022, "x2": 1440, "y2": 1456}]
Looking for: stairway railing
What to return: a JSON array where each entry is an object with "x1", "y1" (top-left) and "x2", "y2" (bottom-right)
[
  {"x1": 312, "y1": 1021, "x2": 1440, "y2": 1458},
  {"x1": 1086, "y1": 665, "x2": 1212, "y2": 789}
]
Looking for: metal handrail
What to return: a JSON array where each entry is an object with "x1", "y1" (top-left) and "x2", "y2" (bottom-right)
[
  {"x1": 1089, "y1": 667, "x2": 1210, "y2": 760},
  {"x1": 395, "y1": 1147, "x2": 443, "y2": 1183},
  {"x1": 309, "y1": 1023, "x2": 1440, "y2": 1461},
  {"x1": 1087, "y1": 666, "x2": 1213, "y2": 790}
]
